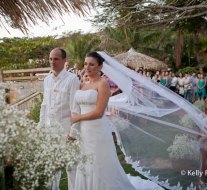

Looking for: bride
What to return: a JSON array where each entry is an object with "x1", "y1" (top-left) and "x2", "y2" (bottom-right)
[{"x1": 70, "y1": 52, "x2": 163, "y2": 190}]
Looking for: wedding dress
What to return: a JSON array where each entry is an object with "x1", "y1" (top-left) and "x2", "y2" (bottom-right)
[{"x1": 73, "y1": 89, "x2": 163, "y2": 190}]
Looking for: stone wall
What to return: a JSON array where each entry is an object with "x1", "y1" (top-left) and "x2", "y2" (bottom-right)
[{"x1": 6, "y1": 81, "x2": 44, "y2": 104}]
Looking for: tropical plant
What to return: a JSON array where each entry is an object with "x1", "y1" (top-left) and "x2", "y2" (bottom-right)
[
  {"x1": 0, "y1": 0, "x2": 95, "y2": 33},
  {"x1": 176, "y1": 67, "x2": 198, "y2": 75},
  {"x1": 100, "y1": 27, "x2": 163, "y2": 56},
  {"x1": 91, "y1": 0, "x2": 207, "y2": 71},
  {"x1": 64, "y1": 33, "x2": 100, "y2": 68}
]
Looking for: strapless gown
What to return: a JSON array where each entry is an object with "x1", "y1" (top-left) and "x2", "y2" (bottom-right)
[{"x1": 74, "y1": 89, "x2": 163, "y2": 190}]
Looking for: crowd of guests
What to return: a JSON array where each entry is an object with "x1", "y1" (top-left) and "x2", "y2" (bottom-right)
[
  {"x1": 138, "y1": 67, "x2": 207, "y2": 103},
  {"x1": 64, "y1": 62, "x2": 207, "y2": 104}
]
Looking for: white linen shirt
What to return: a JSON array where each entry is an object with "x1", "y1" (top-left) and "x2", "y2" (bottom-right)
[
  {"x1": 39, "y1": 69, "x2": 80, "y2": 136},
  {"x1": 170, "y1": 77, "x2": 178, "y2": 87}
]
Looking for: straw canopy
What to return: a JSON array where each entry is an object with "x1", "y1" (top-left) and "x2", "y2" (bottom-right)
[
  {"x1": 114, "y1": 49, "x2": 168, "y2": 71},
  {"x1": 0, "y1": 0, "x2": 94, "y2": 34}
]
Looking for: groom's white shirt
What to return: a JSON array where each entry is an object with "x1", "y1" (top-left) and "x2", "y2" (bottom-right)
[{"x1": 39, "y1": 68, "x2": 80, "y2": 136}]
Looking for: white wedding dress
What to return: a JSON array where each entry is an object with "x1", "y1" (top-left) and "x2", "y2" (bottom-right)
[{"x1": 74, "y1": 89, "x2": 163, "y2": 190}]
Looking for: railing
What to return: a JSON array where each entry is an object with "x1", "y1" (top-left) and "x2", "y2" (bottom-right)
[
  {"x1": 0, "y1": 67, "x2": 51, "y2": 82},
  {"x1": 12, "y1": 91, "x2": 42, "y2": 111}
]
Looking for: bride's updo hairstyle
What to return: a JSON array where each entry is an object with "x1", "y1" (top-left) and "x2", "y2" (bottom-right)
[{"x1": 86, "y1": 52, "x2": 105, "y2": 66}]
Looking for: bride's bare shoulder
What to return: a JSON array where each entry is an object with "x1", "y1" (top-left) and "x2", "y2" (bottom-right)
[{"x1": 98, "y1": 79, "x2": 110, "y2": 90}]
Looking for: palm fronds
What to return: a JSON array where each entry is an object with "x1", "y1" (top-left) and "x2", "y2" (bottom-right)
[{"x1": 0, "y1": 0, "x2": 95, "y2": 33}]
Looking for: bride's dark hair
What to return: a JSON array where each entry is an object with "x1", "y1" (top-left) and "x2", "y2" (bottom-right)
[{"x1": 86, "y1": 52, "x2": 105, "y2": 66}]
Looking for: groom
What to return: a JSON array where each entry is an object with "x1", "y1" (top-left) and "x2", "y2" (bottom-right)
[{"x1": 39, "y1": 48, "x2": 80, "y2": 190}]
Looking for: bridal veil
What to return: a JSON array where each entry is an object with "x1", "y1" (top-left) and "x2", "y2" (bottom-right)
[{"x1": 97, "y1": 51, "x2": 207, "y2": 189}]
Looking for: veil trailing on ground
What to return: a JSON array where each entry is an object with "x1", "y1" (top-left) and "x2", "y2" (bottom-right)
[{"x1": 97, "y1": 51, "x2": 207, "y2": 189}]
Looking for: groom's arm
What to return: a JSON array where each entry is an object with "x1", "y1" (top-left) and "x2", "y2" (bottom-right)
[{"x1": 69, "y1": 75, "x2": 81, "y2": 137}]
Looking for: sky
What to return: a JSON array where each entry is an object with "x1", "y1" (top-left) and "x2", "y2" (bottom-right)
[{"x1": 0, "y1": 13, "x2": 96, "y2": 38}]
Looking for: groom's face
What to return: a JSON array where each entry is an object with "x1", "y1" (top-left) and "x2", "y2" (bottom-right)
[{"x1": 49, "y1": 49, "x2": 66, "y2": 73}]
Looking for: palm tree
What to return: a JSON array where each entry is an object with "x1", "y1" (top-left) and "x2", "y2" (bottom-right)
[
  {"x1": 99, "y1": 27, "x2": 165, "y2": 56},
  {"x1": 64, "y1": 33, "x2": 100, "y2": 68},
  {"x1": 174, "y1": 30, "x2": 184, "y2": 68}
]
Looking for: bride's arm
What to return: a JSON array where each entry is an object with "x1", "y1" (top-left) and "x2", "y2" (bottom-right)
[{"x1": 71, "y1": 80, "x2": 110, "y2": 124}]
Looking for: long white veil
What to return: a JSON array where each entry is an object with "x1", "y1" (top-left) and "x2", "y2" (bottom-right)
[{"x1": 98, "y1": 51, "x2": 207, "y2": 189}]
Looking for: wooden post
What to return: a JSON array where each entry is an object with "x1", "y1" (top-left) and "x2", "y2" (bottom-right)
[
  {"x1": 30, "y1": 72, "x2": 33, "y2": 81},
  {"x1": 0, "y1": 69, "x2": 3, "y2": 82},
  {"x1": 8, "y1": 89, "x2": 18, "y2": 104}
]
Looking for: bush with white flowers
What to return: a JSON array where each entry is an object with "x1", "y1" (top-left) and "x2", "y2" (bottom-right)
[
  {"x1": 110, "y1": 116, "x2": 129, "y2": 132},
  {"x1": 178, "y1": 99, "x2": 205, "y2": 130},
  {"x1": 193, "y1": 100, "x2": 205, "y2": 112},
  {"x1": 167, "y1": 134, "x2": 200, "y2": 161},
  {"x1": 179, "y1": 114, "x2": 195, "y2": 129},
  {"x1": 0, "y1": 82, "x2": 93, "y2": 190}
]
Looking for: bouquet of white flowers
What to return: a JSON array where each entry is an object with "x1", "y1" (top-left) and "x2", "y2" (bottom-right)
[
  {"x1": 193, "y1": 100, "x2": 205, "y2": 112},
  {"x1": 167, "y1": 134, "x2": 200, "y2": 161},
  {"x1": 179, "y1": 114, "x2": 195, "y2": 129},
  {"x1": 0, "y1": 82, "x2": 93, "y2": 190},
  {"x1": 178, "y1": 101, "x2": 204, "y2": 130}
]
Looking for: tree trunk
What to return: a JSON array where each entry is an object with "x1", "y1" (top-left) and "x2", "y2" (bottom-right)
[
  {"x1": 175, "y1": 30, "x2": 184, "y2": 68},
  {"x1": 192, "y1": 30, "x2": 203, "y2": 73}
]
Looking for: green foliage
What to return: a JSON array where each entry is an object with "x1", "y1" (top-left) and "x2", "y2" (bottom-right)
[
  {"x1": 176, "y1": 67, "x2": 198, "y2": 75},
  {"x1": 64, "y1": 33, "x2": 100, "y2": 68},
  {"x1": 28, "y1": 94, "x2": 43, "y2": 123},
  {"x1": 101, "y1": 27, "x2": 168, "y2": 61},
  {"x1": 0, "y1": 36, "x2": 58, "y2": 69}
]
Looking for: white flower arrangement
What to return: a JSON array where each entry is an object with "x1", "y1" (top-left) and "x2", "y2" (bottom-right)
[
  {"x1": 193, "y1": 100, "x2": 205, "y2": 111},
  {"x1": 110, "y1": 116, "x2": 129, "y2": 132},
  {"x1": 167, "y1": 134, "x2": 200, "y2": 161},
  {"x1": 179, "y1": 99, "x2": 205, "y2": 130},
  {"x1": 0, "y1": 82, "x2": 93, "y2": 190},
  {"x1": 179, "y1": 114, "x2": 195, "y2": 129}
]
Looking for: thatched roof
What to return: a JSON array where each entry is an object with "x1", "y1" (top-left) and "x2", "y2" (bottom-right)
[
  {"x1": 113, "y1": 49, "x2": 168, "y2": 71},
  {"x1": 0, "y1": 0, "x2": 94, "y2": 34}
]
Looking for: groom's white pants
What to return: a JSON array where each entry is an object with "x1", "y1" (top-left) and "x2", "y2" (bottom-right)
[{"x1": 51, "y1": 125, "x2": 77, "y2": 190}]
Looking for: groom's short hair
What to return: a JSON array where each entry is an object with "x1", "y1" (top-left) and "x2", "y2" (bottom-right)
[{"x1": 54, "y1": 48, "x2": 66, "y2": 59}]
